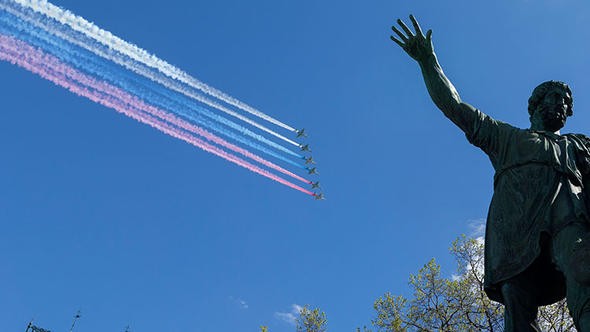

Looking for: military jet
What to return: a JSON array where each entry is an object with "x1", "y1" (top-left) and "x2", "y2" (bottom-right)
[
  {"x1": 311, "y1": 181, "x2": 321, "y2": 189},
  {"x1": 296, "y1": 128, "x2": 307, "y2": 138},
  {"x1": 313, "y1": 193, "x2": 325, "y2": 200},
  {"x1": 300, "y1": 144, "x2": 311, "y2": 152},
  {"x1": 306, "y1": 167, "x2": 318, "y2": 175},
  {"x1": 304, "y1": 156, "x2": 315, "y2": 164}
]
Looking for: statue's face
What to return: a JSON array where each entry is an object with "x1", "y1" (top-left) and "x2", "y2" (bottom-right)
[{"x1": 535, "y1": 88, "x2": 570, "y2": 132}]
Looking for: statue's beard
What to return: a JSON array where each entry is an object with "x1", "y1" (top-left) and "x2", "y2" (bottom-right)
[{"x1": 539, "y1": 104, "x2": 567, "y2": 131}]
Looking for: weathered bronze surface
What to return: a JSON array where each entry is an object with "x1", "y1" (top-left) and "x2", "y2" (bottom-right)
[{"x1": 391, "y1": 15, "x2": 590, "y2": 331}]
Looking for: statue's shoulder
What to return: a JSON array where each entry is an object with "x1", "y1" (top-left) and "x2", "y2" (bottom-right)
[
  {"x1": 566, "y1": 133, "x2": 590, "y2": 150},
  {"x1": 566, "y1": 133, "x2": 590, "y2": 140}
]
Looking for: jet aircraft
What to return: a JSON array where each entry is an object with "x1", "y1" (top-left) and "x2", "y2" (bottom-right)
[
  {"x1": 300, "y1": 144, "x2": 311, "y2": 152},
  {"x1": 311, "y1": 181, "x2": 321, "y2": 189},
  {"x1": 306, "y1": 167, "x2": 318, "y2": 175},
  {"x1": 304, "y1": 156, "x2": 315, "y2": 164},
  {"x1": 296, "y1": 129, "x2": 307, "y2": 138},
  {"x1": 313, "y1": 193, "x2": 325, "y2": 200}
]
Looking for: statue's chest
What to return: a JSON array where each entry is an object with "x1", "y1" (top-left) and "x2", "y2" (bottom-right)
[
  {"x1": 497, "y1": 131, "x2": 587, "y2": 185},
  {"x1": 511, "y1": 132, "x2": 566, "y2": 164}
]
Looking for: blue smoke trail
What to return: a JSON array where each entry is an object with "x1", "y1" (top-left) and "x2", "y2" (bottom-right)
[
  {"x1": 13, "y1": 0, "x2": 299, "y2": 134},
  {"x1": 0, "y1": 9, "x2": 306, "y2": 170},
  {"x1": 0, "y1": 2, "x2": 304, "y2": 160}
]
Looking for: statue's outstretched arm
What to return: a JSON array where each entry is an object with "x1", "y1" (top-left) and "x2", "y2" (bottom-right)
[{"x1": 391, "y1": 15, "x2": 476, "y2": 126}]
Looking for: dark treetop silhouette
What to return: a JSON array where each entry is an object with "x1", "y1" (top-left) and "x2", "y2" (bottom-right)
[{"x1": 391, "y1": 15, "x2": 590, "y2": 332}]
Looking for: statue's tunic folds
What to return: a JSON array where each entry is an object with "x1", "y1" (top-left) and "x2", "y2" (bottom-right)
[{"x1": 447, "y1": 106, "x2": 590, "y2": 304}]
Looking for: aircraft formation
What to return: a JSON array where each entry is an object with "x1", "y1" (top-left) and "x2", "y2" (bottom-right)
[
  {"x1": 296, "y1": 129, "x2": 324, "y2": 199},
  {"x1": 0, "y1": 0, "x2": 324, "y2": 199}
]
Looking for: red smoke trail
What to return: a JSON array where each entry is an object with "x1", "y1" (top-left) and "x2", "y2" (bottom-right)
[
  {"x1": 0, "y1": 33, "x2": 311, "y2": 185},
  {"x1": 0, "y1": 34, "x2": 314, "y2": 195}
]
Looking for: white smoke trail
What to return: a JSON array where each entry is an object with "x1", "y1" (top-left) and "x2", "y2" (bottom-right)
[
  {"x1": 12, "y1": 0, "x2": 298, "y2": 133},
  {"x1": 2, "y1": 0, "x2": 301, "y2": 147},
  {"x1": 2, "y1": 0, "x2": 304, "y2": 157},
  {"x1": 0, "y1": 33, "x2": 315, "y2": 194},
  {"x1": 0, "y1": 5, "x2": 310, "y2": 172}
]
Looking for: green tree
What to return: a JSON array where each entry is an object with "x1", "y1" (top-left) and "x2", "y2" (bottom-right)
[
  {"x1": 372, "y1": 235, "x2": 574, "y2": 331},
  {"x1": 296, "y1": 305, "x2": 328, "y2": 332},
  {"x1": 537, "y1": 300, "x2": 575, "y2": 332}
]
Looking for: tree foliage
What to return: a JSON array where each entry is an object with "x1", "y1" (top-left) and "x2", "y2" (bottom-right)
[
  {"x1": 296, "y1": 305, "x2": 328, "y2": 332},
  {"x1": 371, "y1": 235, "x2": 574, "y2": 331}
]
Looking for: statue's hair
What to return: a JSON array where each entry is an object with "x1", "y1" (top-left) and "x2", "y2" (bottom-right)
[{"x1": 528, "y1": 80, "x2": 573, "y2": 117}]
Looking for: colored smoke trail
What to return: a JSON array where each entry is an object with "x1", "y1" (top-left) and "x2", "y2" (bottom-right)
[
  {"x1": 0, "y1": 11, "x2": 306, "y2": 169},
  {"x1": 0, "y1": 0, "x2": 299, "y2": 146},
  {"x1": 0, "y1": 33, "x2": 311, "y2": 186},
  {"x1": 11, "y1": 0, "x2": 298, "y2": 134},
  {"x1": 0, "y1": 0, "x2": 304, "y2": 150},
  {"x1": 0, "y1": 34, "x2": 315, "y2": 194}
]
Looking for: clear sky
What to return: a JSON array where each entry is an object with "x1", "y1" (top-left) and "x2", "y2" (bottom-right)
[{"x1": 2, "y1": 0, "x2": 590, "y2": 331}]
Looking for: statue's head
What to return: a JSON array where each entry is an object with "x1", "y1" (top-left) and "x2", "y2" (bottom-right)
[{"x1": 528, "y1": 81, "x2": 573, "y2": 132}]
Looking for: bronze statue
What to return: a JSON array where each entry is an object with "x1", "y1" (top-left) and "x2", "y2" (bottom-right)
[{"x1": 391, "y1": 15, "x2": 590, "y2": 331}]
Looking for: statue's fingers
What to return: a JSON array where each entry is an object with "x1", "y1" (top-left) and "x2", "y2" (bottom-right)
[
  {"x1": 391, "y1": 25, "x2": 408, "y2": 42},
  {"x1": 426, "y1": 29, "x2": 432, "y2": 43},
  {"x1": 390, "y1": 35, "x2": 405, "y2": 48},
  {"x1": 397, "y1": 19, "x2": 414, "y2": 38},
  {"x1": 409, "y1": 15, "x2": 424, "y2": 37}
]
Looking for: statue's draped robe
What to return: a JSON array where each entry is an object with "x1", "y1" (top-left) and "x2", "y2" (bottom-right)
[{"x1": 448, "y1": 105, "x2": 590, "y2": 304}]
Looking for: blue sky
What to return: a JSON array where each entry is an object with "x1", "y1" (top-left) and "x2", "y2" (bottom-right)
[{"x1": 2, "y1": 0, "x2": 590, "y2": 331}]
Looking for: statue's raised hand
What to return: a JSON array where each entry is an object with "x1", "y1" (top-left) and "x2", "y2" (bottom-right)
[{"x1": 391, "y1": 15, "x2": 433, "y2": 63}]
